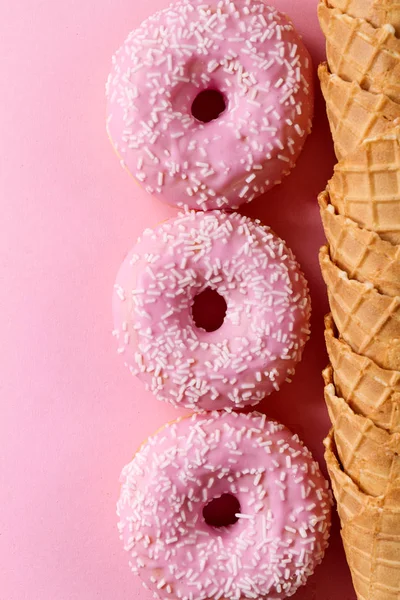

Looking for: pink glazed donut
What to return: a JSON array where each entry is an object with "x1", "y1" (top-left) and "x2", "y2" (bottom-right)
[
  {"x1": 106, "y1": 0, "x2": 314, "y2": 210},
  {"x1": 117, "y1": 411, "x2": 332, "y2": 600},
  {"x1": 113, "y1": 211, "x2": 311, "y2": 411}
]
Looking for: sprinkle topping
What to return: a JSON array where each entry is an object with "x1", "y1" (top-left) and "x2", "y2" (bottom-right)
[
  {"x1": 106, "y1": 0, "x2": 314, "y2": 210},
  {"x1": 117, "y1": 411, "x2": 332, "y2": 600},
  {"x1": 113, "y1": 211, "x2": 311, "y2": 410}
]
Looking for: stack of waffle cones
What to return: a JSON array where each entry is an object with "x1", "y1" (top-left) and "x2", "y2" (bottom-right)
[{"x1": 318, "y1": 1, "x2": 400, "y2": 597}]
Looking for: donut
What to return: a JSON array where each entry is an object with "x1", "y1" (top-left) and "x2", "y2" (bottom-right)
[
  {"x1": 113, "y1": 210, "x2": 311, "y2": 410},
  {"x1": 106, "y1": 0, "x2": 314, "y2": 210},
  {"x1": 117, "y1": 411, "x2": 332, "y2": 600}
]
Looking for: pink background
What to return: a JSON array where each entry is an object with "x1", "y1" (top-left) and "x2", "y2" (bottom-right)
[{"x1": 0, "y1": 1, "x2": 356, "y2": 598}]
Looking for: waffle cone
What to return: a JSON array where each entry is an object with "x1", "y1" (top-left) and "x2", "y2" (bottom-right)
[
  {"x1": 318, "y1": 63, "x2": 400, "y2": 160},
  {"x1": 324, "y1": 431, "x2": 400, "y2": 600},
  {"x1": 325, "y1": 0, "x2": 400, "y2": 35},
  {"x1": 319, "y1": 245, "x2": 400, "y2": 370},
  {"x1": 319, "y1": 190, "x2": 400, "y2": 296},
  {"x1": 318, "y1": 2, "x2": 400, "y2": 103},
  {"x1": 325, "y1": 314, "x2": 400, "y2": 433},
  {"x1": 328, "y1": 127, "x2": 400, "y2": 245},
  {"x1": 323, "y1": 365, "x2": 400, "y2": 496}
]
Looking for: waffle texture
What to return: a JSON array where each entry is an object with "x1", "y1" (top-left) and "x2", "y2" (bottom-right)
[
  {"x1": 325, "y1": 315, "x2": 400, "y2": 434},
  {"x1": 319, "y1": 191, "x2": 400, "y2": 296},
  {"x1": 320, "y1": 245, "x2": 400, "y2": 371},
  {"x1": 326, "y1": 0, "x2": 400, "y2": 35},
  {"x1": 325, "y1": 433, "x2": 400, "y2": 600},
  {"x1": 318, "y1": 2, "x2": 400, "y2": 596},
  {"x1": 328, "y1": 127, "x2": 400, "y2": 245},
  {"x1": 319, "y1": 63, "x2": 400, "y2": 160},
  {"x1": 318, "y1": 2, "x2": 400, "y2": 103},
  {"x1": 324, "y1": 366, "x2": 400, "y2": 496}
]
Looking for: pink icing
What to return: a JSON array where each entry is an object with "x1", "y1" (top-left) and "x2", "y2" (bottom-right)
[
  {"x1": 117, "y1": 411, "x2": 332, "y2": 600},
  {"x1": 106, "y1": 0, "x2": 314, "y2": 210},
  {"x1": 113, "y1": 211, "x2": 311, "y2": 411}
]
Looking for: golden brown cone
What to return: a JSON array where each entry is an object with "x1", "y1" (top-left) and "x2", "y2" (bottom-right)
[
  {"x1": 327, "y1": 127, "x2": 400, "y2": 245},
  {"x1": 325, "y1": 314, "x2": 400, "y2": 434},
  {"x1": 318, "y1": 2, "x2": 400, "y2": 103},
  {"x1": 319, "y1": 1, "x2": 400, "y2": 596},
  {"x1": 326, "y1": 0, "x2": 400, "y2": 35},
  {"x1": 324, "y1": 431, "x2": 400, "y2": 600},
  {"x1": 318, "y1": 63, "x2": 400, "y2": 160},
  {"x1": 323, "y1": 365, "x2": 400, "y2": 496},
  {"x1": 318, "y1": 190, "x2": 400, "y2": 296},
  {"x1": 319, "y1": 245, "x2": 400, "y2": 370}
]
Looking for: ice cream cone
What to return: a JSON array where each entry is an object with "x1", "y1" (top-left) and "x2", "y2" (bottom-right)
[
  {"x1": 327, "y1": 126, "x2": 400, "y2": 245},
  {"x1": 319, "y1": 245, "x2": 400, "y2": 371},
  {"x1": 325, "y1": 0, "x2": 400, "y2": 35},
  {"x1": 319, "y1": 190, "x2": 400, "y2": 296},
  {"x1": 325, "y1": 314, "x2": 400, "y2": 434},
  {"x1": 318, "y1": 2, "x2": 400, "y2": 103},
  {"x1": 318, "y1": 63, "x2": 400, "y2": 160},
  {"x1": 324, "y1": 431, "x2": 400, "y2": 600},
  {"x1": 323, "y1": 365, "x2": 400, "y2": 496},
  {"x1": 319, "y1": 1, "x2": 400, "y2": 595}
]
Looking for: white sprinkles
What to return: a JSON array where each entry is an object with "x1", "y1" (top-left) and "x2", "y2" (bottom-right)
[
  {"x1": 117, "y1": 411, "x2": 332, "y2": 600},
  {"x1": 106, "y1": 0, "x2": 313, "y2": 210},
  {"x1": 113, "y1": 211, "x2": 311, "y2": 410}
]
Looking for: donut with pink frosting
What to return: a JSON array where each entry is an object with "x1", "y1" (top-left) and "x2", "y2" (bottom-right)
[
  {"x1": 117, "y1": 411, "x2": 332, "y2": 600},
  {"x1": 113, "y1": 211, "x2": 311, "y2": 410},
  {"x1": 106, "y1": 0, "x2": 314, "y2": 210}
]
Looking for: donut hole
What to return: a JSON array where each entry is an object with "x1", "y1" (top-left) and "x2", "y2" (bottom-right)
[
  {"x1": 191, "y1": 89, "x2": 227, "y2": 123},
  {"x1": 192, "y1": 288, "x2": 227, "y2": 332},
  {"x1": 202, "y1": 493, "x2": 241, "y2": 528}
]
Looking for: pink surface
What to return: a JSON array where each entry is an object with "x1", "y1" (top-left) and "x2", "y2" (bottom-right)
[{"x1": 0, "y1": 1, "x2": 355, "y2": 599}]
